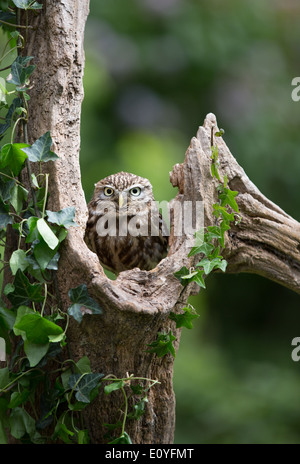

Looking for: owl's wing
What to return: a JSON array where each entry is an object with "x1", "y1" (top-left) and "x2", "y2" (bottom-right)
[
  {"x1": 84, "y1": 228, "x2": 91, "y2": 249},
  {"x1": 84, "y1": 213, "x2": 97, "y2": 253}
]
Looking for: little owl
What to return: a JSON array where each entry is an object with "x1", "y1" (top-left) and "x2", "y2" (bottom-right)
[{"x1": 84, "y1": 172, "x2": 169, "y2": 274}]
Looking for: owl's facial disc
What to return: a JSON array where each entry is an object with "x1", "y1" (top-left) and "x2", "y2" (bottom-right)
[{"x1": 98, "y1": 182, "x2": 147, "y2": 215}]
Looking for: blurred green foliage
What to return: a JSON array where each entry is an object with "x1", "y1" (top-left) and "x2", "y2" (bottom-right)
[
  {"x1": 81, "y1": 0, "x2": 300, "y2": 444},
  {"x1": 1, "y1": 0, "x2": 300, "y2": 444}
]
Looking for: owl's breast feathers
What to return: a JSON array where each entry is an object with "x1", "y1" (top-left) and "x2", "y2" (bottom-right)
[{"x1": 84, "y1": 198, "x2": 168, "y2": 274}]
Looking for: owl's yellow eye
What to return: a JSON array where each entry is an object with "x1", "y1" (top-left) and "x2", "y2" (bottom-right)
[
  {"x1": 104, "y1": 187, "x2": 114, "y2": 197},
  {"x1": 129, "y1": 187, "x2": 141, "y2": 197}
]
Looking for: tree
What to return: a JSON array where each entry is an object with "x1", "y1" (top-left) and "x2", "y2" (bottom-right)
[{"x1": 1, "y1": 0, "x2": 300, "y2": 444}]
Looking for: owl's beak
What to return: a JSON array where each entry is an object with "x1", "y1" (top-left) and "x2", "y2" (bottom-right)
[{"x1": 118, "y1": 193, "x2": 124, "y2": 209}]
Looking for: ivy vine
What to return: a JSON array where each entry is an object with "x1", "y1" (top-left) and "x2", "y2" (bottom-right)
[
  {"x1": 148, "y1": 128, "x2": 241, "y2": 358},
  {"x1": 0, "y1": 0, "x2": 158, "y2": 445}
]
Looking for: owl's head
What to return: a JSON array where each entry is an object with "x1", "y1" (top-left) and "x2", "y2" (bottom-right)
[{"x1": 92, "y1": 172, "x2": 155, "y2": 214}]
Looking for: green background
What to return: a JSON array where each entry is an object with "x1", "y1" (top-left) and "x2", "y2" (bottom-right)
[{"x1": 2, "y1": 0, "x2": 300, "y2": 444}]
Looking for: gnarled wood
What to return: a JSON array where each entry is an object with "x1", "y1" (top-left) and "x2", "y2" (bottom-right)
[{"x1": 197, "y1": 114, "x2": 300, "y2": 294}]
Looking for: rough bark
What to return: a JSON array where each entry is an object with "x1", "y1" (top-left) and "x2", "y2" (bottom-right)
[{"x1": 17, "y1": 0, "x2": 300, "y2": 445}]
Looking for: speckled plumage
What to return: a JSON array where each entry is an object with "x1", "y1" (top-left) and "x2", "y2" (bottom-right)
[{"x1": 84, "y1": 172, "x2": 169, "y2": 274}]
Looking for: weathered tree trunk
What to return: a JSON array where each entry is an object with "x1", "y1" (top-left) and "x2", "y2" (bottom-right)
[
  {"x1": 22, "y1": 0, "x2": 188, "y2": 444},
  {"x1": 20, "y1": 0, "x2": 300, "y2": 444}
]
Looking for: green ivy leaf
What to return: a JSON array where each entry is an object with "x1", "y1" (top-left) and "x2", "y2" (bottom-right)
[
  {"x1": 13, "y1": 306, "x2": 33, "y2": 337},
  {"x1": 8, "y1": 390, "x2": 31, "y2": 409},
  {"x1": 68, "y1": 373, "x2": 104, "y2": 403},
  {"x1": 21, "y1": 132, "x2": 59, "y2": 163},
  {"x1": 9, "y1": 30, "x2": 20, "y2": 40},
  {"x1": 31, "y1": 239, "x2": 59, "y2": 272},
  {"x1": 0, "y1": 306, "x2": 15, "y2": 331},
  {"x1": 0, "y1": 419, "x2": 7, "y2": 445},
  {"x1": 104, "y1": 380, "x2": 125, "y2": 395},
  {"x1": 192, "y1": 270, "x2": 206, "y2": 289},
  {"x1": 109, "y1": 432, "x2": 132, "y2": 444},
  {"x1": 25, "y1": 217, "x2": 63, "y2": 270},
  {"x1": 208, "y1": 246, "x2": 221, "y2": 260},
  {"x1": 169, "y1": 306, "x2": 199, "y2": 329},
  {"x1": 24, "y1": 340, "x2": 49, "y2": 367},
  {"x1": 174, "y1": 266, "x2": 192, "y2": 286},
  {"x1": 0, "y1": 366, "x2": 9, "y2": 389},
  {"x1": 223, "y1": 174, "x2": 228, "y2": 188},
  {"x1": 218, "y1": 186, "x2": 239, "y2": 213},
  {"x1": 211, "y1": 163, "x2": 220, "y2": 180},
  {"x1": 44, "y1": 252, "x2": 60, "y2": 271},
  {"x1": 28, "y1": 1, "x2": 43, "y2": 9},
  {"x1": 9, "y1": 249, "x2": 28, "y2": 275},
  {"x1": 130, "y1": 384, "x2": 144, "y2": 395},
  {"x1": 188, "y1": 241, "x2": 215, "y2": 258},
  {"x1": 181, "y1": 269, "x2": 199, "y2": 280},
  {"x1": 0, "y1": 177, "x2": 15, "y2": 204},
  {"x1": 0, "y1": 98, "x2": 23, "y2": 140},
  {"x1": 14, "y1": 312, "x2": 63, "y2": 345},
  {"x1": 37, "y1": 218, "x2": 59, "y2": 250},
  {"x1": 25, "y1": 216, "x2": 39, "y2": 243},
  {"x1": 211, "y1": 145, "x2": 219, "y2": 161},
  {"x1": 7, "y1": 270, "x2": 44, "y2": 307},
  {"x1": 197, "y1": 257, "x2": 227, "y2": 275},
  {"x1": 77, "y1": 429, "x2": 90, "y2": 444},
  {"x1": 52, "y1": 420, "x2": 74, "y2": 444},
  {"x1": 213, "y1": 203, "x2": 235, "y2": 222},
  {"x1": 11, "y1": 0, "x2": 42, "y2": 10},
  {"x1": 146, "y1": 331, "x2": 176, "y2": 358},
  {"x1": 127, "y1": 398, "x2": 147, "y2": 420},
  {"x1": 46, "y1": 207, "x2": 78, "y2": 229},
  {"x1": 196, "y1": 258, "x2": 213, "y2": 275},
  {"x1": 205, "y1": 225, "x2": 223, "y2": 242},
  {"x1": 0, "y1": 143, "x2": 29, "y2": 176},
  {"x1": 0, "y1": 8, "x2": 15, "y2": 22},
  {"x1": 219, "y1": 221, "x2": 231, "y2": 248},
  {"x1": 29, "y1": 186, "x2": 46, "y2": 213},
  {"x1": 30, "y1": 173, "x2": 39, "y2": 188},
  {"x1": 76, "y1": 356, "x2": 92, "y2": 374},
  {"x1": 9, "y1": 407, "x2": 35, "y2": 440},
  {"x1": 68, "y1": 284, "x2": 102, "y2": 323},
  {"x1": 6, "y1": 56, "x2": 35, "y2": 89},
  {"x1": 0, "y1": 202, "x2": 12, "y2": 230},
  {"x1": 62, "y1": 356, "x2": 93, "y2": 393},
  {"x1": 212, "y1": 258, "x2": 228, "y2": 273},
  {"x1": 174, "y1": 266, "x2": 205, "y2": 288},
  {"x1": 10, "y1": 184, "x2": 28, "y2": 215}
]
